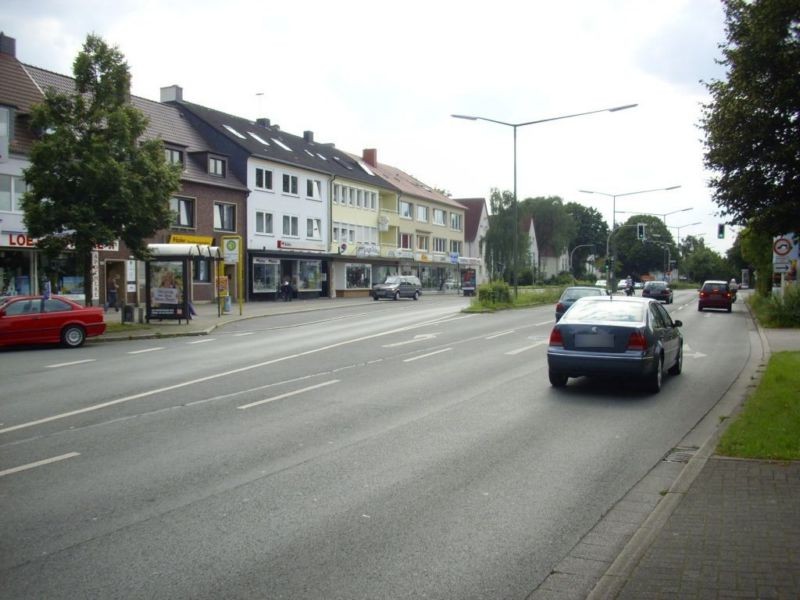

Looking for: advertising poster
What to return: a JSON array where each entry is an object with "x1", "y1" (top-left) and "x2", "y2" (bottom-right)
[{"x1": 147, "y1": 260, "x2": 187, "y2": 320}]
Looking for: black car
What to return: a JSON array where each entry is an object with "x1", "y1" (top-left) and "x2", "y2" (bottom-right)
[
  {"x1": 642, "y1": 281, "x2": 673, "y2": 304},
  {"x1": 372, "y1": 275, "x2": 422, "y2": 301},
  {"x1": 547, "y1": 296, "x2": 683, "y2": 393},
  {"x1": 555, "y1": 286, "x2": 606, "y2": 321}
]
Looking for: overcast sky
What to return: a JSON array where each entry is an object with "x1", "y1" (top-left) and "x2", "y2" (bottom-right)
[{"x1": 3, "y1": 0, "x2": 733, "y2": 253}]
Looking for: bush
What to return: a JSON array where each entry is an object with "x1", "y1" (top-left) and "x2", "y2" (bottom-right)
[
  {"x1": 477, "y1": 280, "x2": 513, "y2": 306},
  {"x1": 749, "y1": 285, "x2": 800, "y2": 327}
]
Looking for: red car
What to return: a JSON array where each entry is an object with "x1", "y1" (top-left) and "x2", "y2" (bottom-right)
[
  {"x1": 698, "y1": 280, "x2": 733, "y2": 312},
  {"x1": 0, "y1": 295, "x2": 106, "y2": 348}
]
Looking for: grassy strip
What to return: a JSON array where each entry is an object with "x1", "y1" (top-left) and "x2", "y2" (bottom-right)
[
  {"x1": 717, "y1": 351, "x2": 800, "y2": 460},
  {"x1": 463, "y1": 285, "x2": 563, "y2": 313}
]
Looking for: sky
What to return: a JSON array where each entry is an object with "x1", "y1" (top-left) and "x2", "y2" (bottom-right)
[{"x1": 2, "y1": 0, "x2": 734, "y2": 254}]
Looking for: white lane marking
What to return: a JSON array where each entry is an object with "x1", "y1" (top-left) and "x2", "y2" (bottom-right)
[
  {"x1": 127, "y1": 347, "x2": 164, "y2": 355},
  {"x1": 0, "y1": 314, "x2": 471, "y2": 435},
  {"x1": 534, "y1": 320, "x2": 553, "y2": 327},
  {"x1": 485, "y1": 330, "x2": 515, "y2": 340},
  {"x1": 187, "y1": 338, "x2": 215, "y2": 344},
  {"x1": 233, "y1": 332, "x2": 255, "y2": 337},
  {"x1": 0, "y1": 452, "x2": 80, "y2": 478},
  {"x1": 505, "y1": 341, "x2": 547, "y2": 355},
  {"x1": 683, "y1": 342, "x2": 707, "y2": 359},
  {"x1": 46, "y1": 359, "x2": 96, "y2": 369},
  {"x1": 404, "y1": 348, "x2": 452, "y2": 362},
  {"x1": 383, "y1": 333, "x2": 438, "y2": 348},
  {"x1": 238, "y1": 379, "x2": 339, "y2": 410}
]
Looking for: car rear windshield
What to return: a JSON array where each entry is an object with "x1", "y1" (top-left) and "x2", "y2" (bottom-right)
[
  {"x1": 562, "y1": 288, "x2": 603, "y2": 301},
  {"x1": 703, "y1": 282, "x2": 728, "y2": 292},
  {"x1": 384, "y1": 276, "x2": 402, "y2": 284},
  {"x1": 565, "y1": 300, "x2": 646, "y2": 323}
]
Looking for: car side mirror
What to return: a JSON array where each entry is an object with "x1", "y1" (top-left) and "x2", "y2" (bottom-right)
[{"x1": 673, "y1": 320, "x2": 682, "y2": 328}]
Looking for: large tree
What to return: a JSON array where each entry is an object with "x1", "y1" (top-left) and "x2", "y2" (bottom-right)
[
  {"x1": 22, "y1": 34, "x2": 181, "y2": 305},
  {"x1": 520, "y1": 196, "x2": 576, "y2": 262},
  {"x1": 483, "y1": 189, "x2": 530, "y2": 283},
  {"x1": 564, "y1": 202, "x2": 609, "y2": 276},
  {"x1": 700, "y1": 0, "x2": 800, "y2": 234},
  {"x1": 612, "y1": 215, "x2": 677, "y2": 279}
]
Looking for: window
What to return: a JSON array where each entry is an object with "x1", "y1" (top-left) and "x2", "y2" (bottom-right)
[
  {"x1": 170, "y1": 196, "x2": 195, "y2": 228},
  {"x1": 282, "y1": 174, "x2": 298, "y2": 195},
  {"x1": 400, "y1": 201, "x2": 413, "y2": 219},
  {"x1": 209, "y1": 157, "x2": 225, "y2": 177},
  {"x1": 417, "y1": 235, "x2": 429, "y2": 251},
  {"x1": 450, "y1": 213, "x2": 463, "y2": 231},
  {"x1": 283, "y1": 215, "x2": 299, "y2": 236},
  {"x1": 214, "y1": 202, "x2": 235, "y2": 231},
  {"x1": 450, "y1": 240, "x2": 462, "y2": 255},
  {"x1": 416, "y1": 205, "x2": 428, "y2": 222},
  {"x1": 306, "y1": 179, "x2": 321, "y2": 199},
  {"x1": 433, "y1": 237, "x2": 447, "y2": 253},
  {"x1": 306, "y1": 218, "x2": 321, "y2": 239},
  {"x1": 399, "y1": 233, "x2": 413, "y2": 249},
  {"x1": 369, "y1": 192, "x2": 377, "y2": 210},
  {"x1": 255, "y1": 167, "x2": 273, "y2": 190},
  {"x1": 433, "y1": 209, "x2": 446, "y2": 226},
  {"x1": 164, "y1": 148, "x2": 184, "y2": 166},
  {"x1": 333, "y1": 184, "x2": 342, "y2": 204},
  {"x1": 256, "y1": 211, "x2": 273, "y2": 234},
  {"x1": 193, "y1": 257, "x2": 211, "y2": 282}
]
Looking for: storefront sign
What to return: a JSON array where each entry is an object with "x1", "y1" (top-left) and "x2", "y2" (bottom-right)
[
  {"x1": 356, "y1": 244, "x2": 380, "y2": 258},
  {"x1": 1, "y1": 233, "x2": 118, "y2": 251},
  {"x1": 169, "y1": 234, "x2": 214, "y2": 245}
]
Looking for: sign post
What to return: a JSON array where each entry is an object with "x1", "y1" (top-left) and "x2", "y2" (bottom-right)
[{"x1": 222, "y1": 235, "x2": 243, "y2": 315}]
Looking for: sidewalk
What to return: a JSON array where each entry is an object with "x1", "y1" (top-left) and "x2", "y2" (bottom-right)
[{"x1": 587, "y1": 325, "x2": 800, "y2": 599}]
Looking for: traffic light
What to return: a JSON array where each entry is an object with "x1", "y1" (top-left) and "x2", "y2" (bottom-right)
[
  {"x1": 637, "y1": 223, "x2": 645, "y2": 240},
  {"x1": 717, "y1": 224, "x2": 725, "y2": 239}
]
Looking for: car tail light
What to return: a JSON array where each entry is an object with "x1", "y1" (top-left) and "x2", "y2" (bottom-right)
[
  {"x1": 627, "y1": 331, "x2": 647, "y2": 351},
  {"x1": 549, "y1": 328, "x2": 563, "y2": 347},
  {"x1": 556, "y1": 302, "x2": 565, "y2": 313}
]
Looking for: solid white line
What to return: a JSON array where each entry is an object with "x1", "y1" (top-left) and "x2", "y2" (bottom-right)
[
  {"x1": 46, "y1": 359, "x2": 96, "y2": 369},
  {"x1": 238, "y1": 379, "x2": 339, "y2": 410},
  {"x1": 485, "y1": 330, "x2": 515, "y2": 340},
  {"x1": 505, "y1": 341, "x2": 547, "y2": 355},
  {"x1": 187, "y1": 339, "x2": 215, "y2": 344},
  {"x1": 404, "y1": 348, "x2": 452, "y2": 362},
  {"x1": 0, "y1": 452, "x2": 80, "y2": 478},
  {"x1": 534, "y1": 320, "x2": 554, "y2": 327},
  {"x1": 0, "y1": 314, "x2": 466, "y2": 435},
  {"x1": 233, "y1": 332, "x2": 255, "y2": 337},
  {"x1": 127, "y1": 347, "x2": 164, "y2": 354}
]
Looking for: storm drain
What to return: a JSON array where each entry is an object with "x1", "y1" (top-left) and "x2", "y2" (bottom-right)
[{"x1": 662, "y1": 446, "x2": 699, "y2": 463}]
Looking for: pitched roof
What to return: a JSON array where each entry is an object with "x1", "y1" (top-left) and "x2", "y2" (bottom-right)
[
  {"x1": 0, "y1": 50, "x2": 42, "y2": 112},
  {"x1": 454, "y1": 197, "x2": 487, "y2": 241},
  {"x1": 22, "y1": 66, "x2": 247, "y2": 191},
  {"x1": 352, "y1": 150, "x2": 462, "y2": 209},
  {"x1": 171, "y1": 99, "x2": 399, "y2": 192}
]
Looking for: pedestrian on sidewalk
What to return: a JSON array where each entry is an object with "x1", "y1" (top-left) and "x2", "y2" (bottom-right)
[{"x1": 106, "y1": 275, "x2": 120, "y2": 312}]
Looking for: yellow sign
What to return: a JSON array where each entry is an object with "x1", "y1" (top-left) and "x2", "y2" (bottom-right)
[{"x1": 169, "y1": 234, "x2": 214, "y2": 245}]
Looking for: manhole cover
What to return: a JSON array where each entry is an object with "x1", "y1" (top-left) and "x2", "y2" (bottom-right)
[{"x1": 662, "y1": 446, "x2": 698, "y2": 463}]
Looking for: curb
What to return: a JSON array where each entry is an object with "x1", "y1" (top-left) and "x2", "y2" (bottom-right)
[{"x1": 585, "y1": 300, "x2": 771, "y2": 599}]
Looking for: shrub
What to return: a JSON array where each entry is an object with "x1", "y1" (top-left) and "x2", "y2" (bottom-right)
[
  {"x1": 477, "y1": 280, "x2": 513, "y2": 306},
  {"x1": 749, "y1": 285, "x2": 800, "y2": 327}
]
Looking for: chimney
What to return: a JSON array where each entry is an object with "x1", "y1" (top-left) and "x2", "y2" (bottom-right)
[
  {"x1": 256, "y1": 118, "x2": 271, "y2": 128},
  {"x1": 0, "y1": 33, "x2": 16, "y2": 57},
  {"x1": 303, "y1": 130, "x2": 314, "y2": 143},
  {"x1": 363, "y1": 148, "x2": 377, "y2": 167},
  {"x1": 160, "y1": 85, "x2": 183, "y2": 103}
]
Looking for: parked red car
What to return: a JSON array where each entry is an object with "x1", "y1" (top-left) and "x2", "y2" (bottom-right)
[{"x1": 0, "y1": 295, "x2": 106, "y2": 348}]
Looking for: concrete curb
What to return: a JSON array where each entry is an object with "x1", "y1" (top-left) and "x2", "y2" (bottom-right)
[{"x1": 585, "y1": 300, "x2": 771, "y2": 599}]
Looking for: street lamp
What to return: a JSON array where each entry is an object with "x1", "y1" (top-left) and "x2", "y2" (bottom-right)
[
  {"x1": 667, "y1": 221, "x2": 702, "y2": 245},
  {"x1": 453, "y1": 103, "x2": 638, "y2": 296},
  {"x1": 615, "y1": 206, "x2": 692, "y2": 224},
  {"x1": 579, "y1": 186, "x2": 682, "y2": 230},
  {"x1": 580, "y1": 186, "x2": 680, "y2": 289},
  {"x1": 569, "y1": 244, "x2": 595, "y2": 277}
]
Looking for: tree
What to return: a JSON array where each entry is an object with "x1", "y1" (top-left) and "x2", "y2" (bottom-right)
[
  {"x1": 519, "y1": 196, "x2": 576, "y2": 273},
  {"x1": 564, "y1": 202, "x2": 609, "y2": 276},
  {"x1": 613, "y1": 215, "x2": 676, "y2": 278},
  {"x1": 700, "y1": 0, "x2": 800, "y2": 234},
  {"x1": 680, "y1": 236, "x2": 731, "y2": 283},
  {"x1": 483, "y1": 189, "x2": 530, "y2": 283},
  {"x1": 739, "y1": 226, "x2": 774, "y2": 295},
  {"x1": 22, "y1": 34, "x2": 181, "y2": 305}
]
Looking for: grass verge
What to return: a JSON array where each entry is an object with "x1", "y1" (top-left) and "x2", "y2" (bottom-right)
[{"x1": 716, "y1": 351, "x2": 800, "y2": 460}]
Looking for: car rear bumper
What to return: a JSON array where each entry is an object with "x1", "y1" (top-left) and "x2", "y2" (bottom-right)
[{"x1": 547, "y1": 348, "x2": 656, "y2": 379}]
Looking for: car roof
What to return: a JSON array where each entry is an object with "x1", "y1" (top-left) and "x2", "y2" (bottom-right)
[{"x1": 702, "y1": 280, "x2": 728, "y2": 284}]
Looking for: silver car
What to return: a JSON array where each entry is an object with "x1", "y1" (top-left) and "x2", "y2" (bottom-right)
[
  {"x1": 547, "y1": 296, "x2": 683, "y2": 393},
  {"x1": 372, "y1": 275, "x2": 422, "y2": 301}
]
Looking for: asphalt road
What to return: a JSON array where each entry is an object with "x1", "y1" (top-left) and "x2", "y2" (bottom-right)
[{"x1": 0, "y1": 291, "x2": 753, "y2": 599}]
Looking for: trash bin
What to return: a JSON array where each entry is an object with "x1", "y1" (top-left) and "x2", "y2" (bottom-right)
[
  {"x1": 122, "y1": 304, "x2": 134, "y2": 323},
  {"x1": 223, "y1": 295, "x2": 232, "y2": 313}
]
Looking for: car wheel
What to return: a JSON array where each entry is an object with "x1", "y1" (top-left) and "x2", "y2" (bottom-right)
[
  {"x1": 373, "y1": 295, "x2": 380, "y2": 301},
  {"x1": 549, "y1": 370, "x2": 568, "y2": 387},
  {"x1": 647, "y1": 354, "x2": 663, "y2": 393},
  {"x1": 394, "y1": 291, "x2": 400, "y2": 301},
  {"x1": 61, "y1": 325, "x2": 86, "y2": 348},
  {"x1": 668, "y1": 343, "x2": 683, "y2": 375},
  {"x1": 698, "y1": 305, "x2": 703, "y2": 312},
  {"x1": 413, "y1": 291, "x2": 420, "y2": 300},
  {"x1": 727, "y1": 304, "x2": 732, "y2": 313}
]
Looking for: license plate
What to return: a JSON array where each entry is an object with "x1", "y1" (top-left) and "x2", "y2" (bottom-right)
[{"x1": 574, "y1": 333, "x2": 614, "y2": 348}]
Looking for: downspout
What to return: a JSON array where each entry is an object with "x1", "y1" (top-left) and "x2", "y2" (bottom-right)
[{"x1": 329, "y1": 174, "x2": 336, "y2": 298}]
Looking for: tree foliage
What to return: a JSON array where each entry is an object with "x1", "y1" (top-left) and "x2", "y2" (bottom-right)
[
  {"x1": 700, "y1": 0, "x2": 800, "y2": 234},
  {"x1": 739, "y1": 226, "x2": 775, "y2": 295},
  {"x1": 679, "y1": 236, "x2": 732, "y2": 283},
  {"x1": 564, "y1": 202, "x2": 609, "y2": 276},
  {"x1": 613, "y1": 216, "x2": 677, "y2": 279},
  {"x1": 22, "y1": 34, "x2": 181, "y2": 304},
  {"x1": 483, "y1": 189, "x2": 530, "y2": 283},
  {"x1": 519, "y1": 196, "x2": 575, "y2": 260}
]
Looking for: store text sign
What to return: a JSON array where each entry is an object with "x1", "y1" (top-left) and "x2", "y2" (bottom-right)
[{"x1": 2, "y1": 233, "x2": 118, "y2": 251}]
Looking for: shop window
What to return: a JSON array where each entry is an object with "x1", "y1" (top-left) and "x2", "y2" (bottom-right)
[{"x1": 345, "y1": 263, "x2": 372, "y2": 289}]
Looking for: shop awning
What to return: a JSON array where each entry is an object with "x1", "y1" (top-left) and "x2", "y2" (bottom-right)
[{"x1": 147, "y1": 244, "x2": 222, "y2": 258}]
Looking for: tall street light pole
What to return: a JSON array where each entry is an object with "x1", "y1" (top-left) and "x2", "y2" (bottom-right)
[
  {"x1": 668, "y1": 221, "x2": 702, "y2": 245},
  {"x1": 579, "y1": 185, "x2": 680, "y2": 289},
  {"x1": 453, "y1": 103, "x2": 637, "y2": 297},
  {"x1": 616, "y1": 206, "x2": 692, "y2": 224}
]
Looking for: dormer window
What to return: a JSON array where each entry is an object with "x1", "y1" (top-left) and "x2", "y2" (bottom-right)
[
  {"x1": 164, "y1": 148, "x2": 184, "y2": 167},
  {"x1": 209, "y1": 157, "x2": 226, "y2": 177}
]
